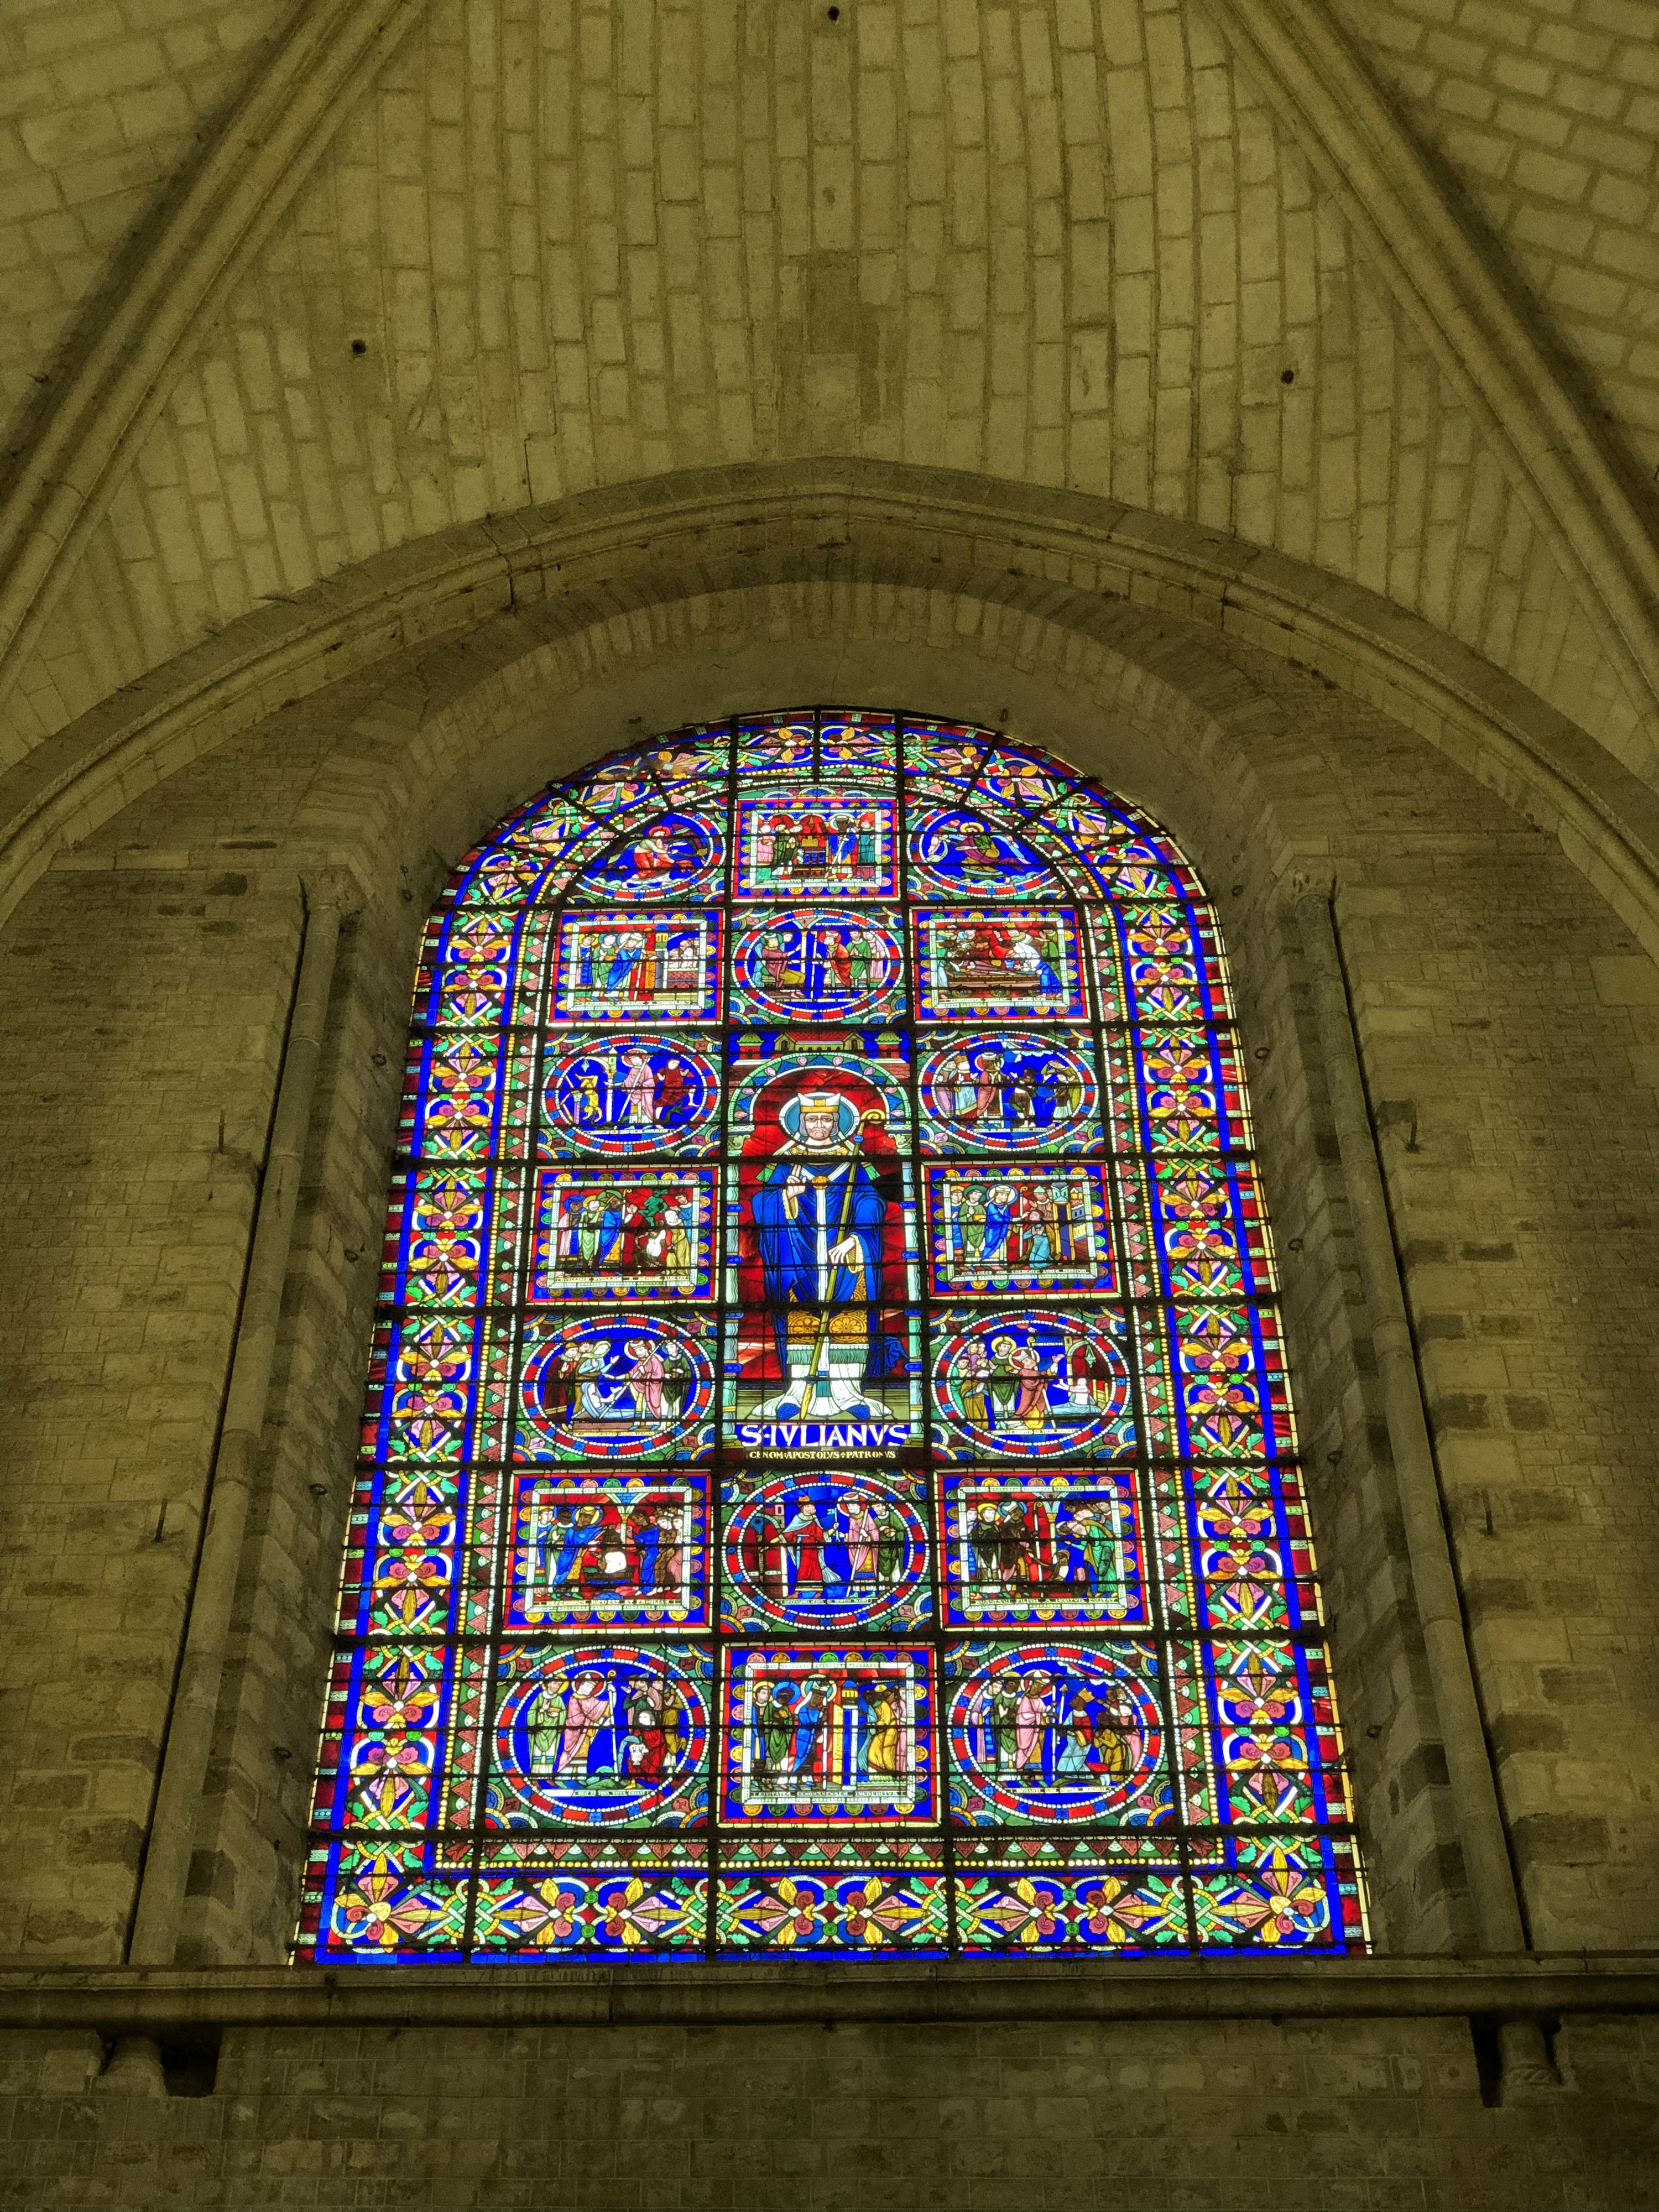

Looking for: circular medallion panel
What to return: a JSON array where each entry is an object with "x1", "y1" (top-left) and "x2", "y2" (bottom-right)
[
  {"x1": 731, "y1": 907, "x2": 905, "y2": 1022},
  {"x1": 722, "y1": 1473, "x2": 930, "y2": 1632},
  {"x1": 906, "y1": 807, "x2": 1063, "y2": 898},
  {"x1": 932, "y1": 1310, "x2": 1132, "y2": 1459},
  {"x1": 917, "y1": 1031, "x2": 1100, "y2": 1154},
  {"x1": 947, "y1": 1642, "x2": 1167, "y2": 1825},
  {"x1": 491, "y1": 1646, "x2": 709, "y2": 1827},
  {"x1": 519, "y1": 1315, "x2": 713, "y2": 1460},
  {"x1": 571, "y1": 811, "x2": 723, "y2": 902}
]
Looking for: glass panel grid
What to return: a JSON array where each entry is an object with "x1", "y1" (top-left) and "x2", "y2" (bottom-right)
[{"x1": 297, "y1": 712, "x2": 1370, "y2": 1966}]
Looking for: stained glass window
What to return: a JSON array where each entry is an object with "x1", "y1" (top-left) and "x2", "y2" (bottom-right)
[{"x1": 298, "y1": 711, "x2": 1369, "y2": 1961}]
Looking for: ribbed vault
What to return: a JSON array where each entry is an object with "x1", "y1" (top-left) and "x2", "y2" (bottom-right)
[{"x1": 2, "y1": 0, "x2": 1655, "y2": 819}]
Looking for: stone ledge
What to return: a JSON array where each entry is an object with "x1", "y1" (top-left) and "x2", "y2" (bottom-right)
[{"x1": 2, "y1": 1955, "x2": 1655, "y2": 2033}]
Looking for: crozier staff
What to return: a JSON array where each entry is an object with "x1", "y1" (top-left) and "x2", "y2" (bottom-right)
[{"x1": 749, "y1": 1089, "x2": 889, "y2": 1386}]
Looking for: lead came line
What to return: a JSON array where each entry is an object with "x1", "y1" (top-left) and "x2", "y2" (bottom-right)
[{"x1": 298, "y1": 713, "x2": 1370, "y2": 1967}]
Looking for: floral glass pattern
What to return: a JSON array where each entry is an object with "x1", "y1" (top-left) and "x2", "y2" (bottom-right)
[{"x1": 300, "y1": 711, "x2": 1368, "y2": 1962}]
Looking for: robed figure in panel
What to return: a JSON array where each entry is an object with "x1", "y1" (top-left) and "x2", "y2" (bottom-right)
[{"x1": 746, "y1": 1087, "x2": 894, "y2": 1388}]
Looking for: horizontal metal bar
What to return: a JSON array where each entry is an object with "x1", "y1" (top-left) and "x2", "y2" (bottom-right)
[{"x1": 4, "y1": 1958, "x2": 1655, "y2": 2034}]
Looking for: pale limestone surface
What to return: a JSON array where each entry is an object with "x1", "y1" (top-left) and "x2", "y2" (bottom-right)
[
  {"x1": 1335, "y1": 0, "x2": 1659, "y2": 475},
  {"x1": 0, "y1": 0, "x2": 289, "y2": 433},
  {"x1": 2, "y1": 8, "x2": 1658, "y2": 2203},
  {"x1": 3, "y1": 0, "x2": 1655, "y2": 790},
  {"x1": 4, "y1": 594, "x2": 1657, "y2": 1971}
]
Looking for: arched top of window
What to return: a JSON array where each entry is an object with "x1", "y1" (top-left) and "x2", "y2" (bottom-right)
[{"x1": 299, "y1": 710, "x2": 1368, "y2": 1962}]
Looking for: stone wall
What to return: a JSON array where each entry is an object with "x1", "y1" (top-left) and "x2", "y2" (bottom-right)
[
  {"x1": 5, "y1": 596, "x2": 1658, "y2": 1970},
  {"x1": 1333, "y1": 0, "x2": 1659, "y2": 480},
  {"x1": 6, "y1": 0, "x2": 1658, "y2": 2195},
  {"x1": 2, "y1": 2006, "x2": 1657, "y2": 2210},
  {"x1": 9, "y1": 0, "x2": 1656, "y2": 786},
  {"x1": 4, "y1": 582, "x2": 1657, "y2": 2203},
  {"x1": 0, "y1": 859, "x2": 303, "y2": 1959}
]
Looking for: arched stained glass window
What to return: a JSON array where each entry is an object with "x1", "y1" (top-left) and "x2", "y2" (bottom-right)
[{"x1": 299, "y1": 711, "x2": 1369, "y2": 1961}]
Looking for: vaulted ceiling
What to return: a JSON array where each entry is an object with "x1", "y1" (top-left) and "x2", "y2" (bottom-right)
[{"x1": 3, "y1": 0, "x2": 1656, "y2": 792}]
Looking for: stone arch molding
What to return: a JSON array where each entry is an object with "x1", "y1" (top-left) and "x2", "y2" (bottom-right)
[
  {"x1": 291, "y1": 568, "x2": 1297, "y2": 931},
  {"x1": 185, "y1": 598, "x2": 1529, "y2": 1965},
  {"x1": 231, "y1": 604, "x2": 1420, "y2": 1963},
  {"x1": 1, "y1": 0, "x2": 1655, "y2": 801},
  {"x1": 1202, "y1": 0, "x2": 1659, "y2": 740},
  {"x1": 7, "y1": 462, "x2": 1659, "y2": 964},
  {"x1": 18, "y1": 490, "x2": 1602, "y2": 1966}
]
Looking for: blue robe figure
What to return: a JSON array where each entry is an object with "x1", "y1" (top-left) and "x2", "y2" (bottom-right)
[
  {"x1": 980, "y1": 1191, "x2": 1013, "y2": 1261},
  {"x1": 603, "y1": 938, "x2": 640, "y2": 993},
  {"x1": 750, "y1": 1151, "x2": 888, "y2": 1382},
  {"x1": 550, "y1": 1510, "x2": 596, "y2": 1586},
  {"x1": 598, "y1": 1201, "x2": 625, "y2": 1266},
  {"x1": 633, "y1": 1517, "x2": 661, "y2": 1592},
  {"x1": 748, "y1": 1092, "x2": 890, "y2": 1389},
  {"x1": 792, "y1": 1678, "x2": 836, "y2": 1777}
]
